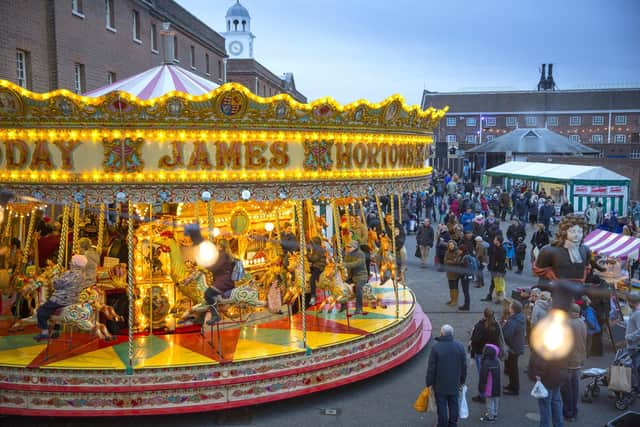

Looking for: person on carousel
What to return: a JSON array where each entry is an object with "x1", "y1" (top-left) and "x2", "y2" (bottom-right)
[
  {"x1": 77, "y1": 237, "x2": 99, "y2": 287},
  {"x1": 33, "y1": 254, "x2": 89, "y2": 342},
  {"x1": 344, "y1": 240, "x2": 368, "y2": 316},
  {"x1": 203, "y1": 239, "x2": 236, "y2": 306}
]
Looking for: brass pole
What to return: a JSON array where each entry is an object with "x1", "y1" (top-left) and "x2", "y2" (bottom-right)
[
  {"x1": 389, "y1": 195, "x2": 399, "y2": 319},
  {"x1": 57, "y1": 204, "x2": 70, "y2": 269},
  {"x1": 296, "y1": 200, "x2": 309, "y2": 352},
  {"x1": 126, "y1": 200, "x2": 135, "y2": 374}
]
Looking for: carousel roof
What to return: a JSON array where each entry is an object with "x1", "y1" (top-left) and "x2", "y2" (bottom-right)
[{"x1": 84, "y1": 64, "x2": 219, "y2": 100}]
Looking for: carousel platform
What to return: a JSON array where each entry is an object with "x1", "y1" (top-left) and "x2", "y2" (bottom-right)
[{"x1": 0, "y1": 284, "x2": 431, "y2": 416}]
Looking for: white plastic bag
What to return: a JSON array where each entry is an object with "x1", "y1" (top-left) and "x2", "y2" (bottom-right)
[
  {"x1": 459, "y1": 384, "x2": 469, "y2": 419},
  {"x1": 530, "y1": 380, "x2": 549, "y2": 399}
]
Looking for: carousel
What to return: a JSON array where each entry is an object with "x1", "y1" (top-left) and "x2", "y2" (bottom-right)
[{"x1": 0, "y1": 65, "x2": 444, "y2": 416}]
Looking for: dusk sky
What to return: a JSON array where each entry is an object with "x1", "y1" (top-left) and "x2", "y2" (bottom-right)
[{"x1": 178, "y1": 0, "x2": 640, "y2": 106}]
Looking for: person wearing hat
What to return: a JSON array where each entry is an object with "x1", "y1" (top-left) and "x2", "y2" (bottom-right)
[
  {"x1": 531, "y1": 291, "x2": 552, "y2": 327},
  {"x1": 561, "y1": 303, "x2": 587, "y2": 422},
  {"x1": 77, "y1": 237, "x2": 99, "y2": 287},
  {"x1": 343, "y1": 240, "x2": 368, "y2": 315},
  {"x1": 34, "y1": 254, "x2": 89, "y2": 341}
]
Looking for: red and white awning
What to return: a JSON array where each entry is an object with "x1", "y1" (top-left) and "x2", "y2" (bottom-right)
[
  {"x1": 84, "y1": 64, "x2": 219, "y2": 100},
  {"x1": 584, "y1": 230, "x2": 640, "y2": 260}
]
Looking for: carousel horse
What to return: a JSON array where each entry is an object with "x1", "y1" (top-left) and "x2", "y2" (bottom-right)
[
  {"x1": 376, "y1": 235, "x2": 396, "y2": 284},
  {"x1": 317, "y1": 261, "x2": 353, "y2": 311},
  {"x1": 282, "y1": 252, "x2": 310, "y2": 304}
]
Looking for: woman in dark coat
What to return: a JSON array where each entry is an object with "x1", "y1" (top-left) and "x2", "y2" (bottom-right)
[
  {"x1": 482, "y1": 235, "x2": 506, "y2": 302},
  {"x1": 204, "y1": 239, "x2": 236, "y2": 305},
  {"x1": 470, "y1": 308, "x2": 501, "y2": 375}
]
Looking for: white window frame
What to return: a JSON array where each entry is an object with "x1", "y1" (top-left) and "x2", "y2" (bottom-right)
[
  {"x1": 591, "y1": 134, "x2": 603, "y2": 144},
  {"x1": 16, "y1": 50, "x2": 27, "y2": 88},
  {"x1": 190, "y1": 45, "x2": 196, "y2": 69},
  {"x1": 546, "y1": 116, "x2": 558, "y2": 127},
  {"x1": 630, "y1": 149, "x2": 640, "y2": 160},
  {"x1": 615, "y1": 115, "x2": 627, "y2": 125},
  {"x1": 105, "y1": 0, "x2": 116, "y2": 32},
  {"x1": 569, "y1": 134, "x2": 580, "y2": 144},
  {"x1": 598, "y1": 150, "x2": 605, "y2": 159},
  {"x1": 150, "y1": 23, "x2": 158, "y2": 53},
  {"x1": 73, "y1": 63, "x2": 85, "y2": 94},
  {"x1": 173, "y1": 35, "x2": 179, "y2": 62},
  {"x1": 485, "y1": 117, "x2": 496, "y2": 127},
  {"x1": 446, "y1": 117, "x2": 456, "y2": 127},
  {"x1": 465, "y1": 135, "x2": 475, "y2": 144},
  {"x1": 107, "y1": 71, "x2": 116, "y2": 85},
  {"x1": 506, "y1": 116, "x2": 517, "y2": 127},
  {"x1": 486, "y1": 135, "x2": 495, "y2": 142},
  {"x1": 525, "y1": 116, "x2": 537, "y2": 127},
  {"x1": 592, "y1": 115, "x2": 604, "y2": 126},
  {"x1": 72, "y1": 0, "x2": 85, "y2": 18},
  {"x1": 466, "y1": 117, "x2": 476, "y2": 127},
  {"x1": 569, "y1": 115, "x2": 582, "y2": 126},
  {"x1": 132, "y1": 10, "x2": 141, "y2": 43},
  {"x1": 614, "y1": 134, "x2": 626, "y2": 143},
  {"x1": 205, "y1": 53, "x2": 210, "y2": 75},
  {"x1": 446, "y1": 134, "x2": 457, "y2": 143}
]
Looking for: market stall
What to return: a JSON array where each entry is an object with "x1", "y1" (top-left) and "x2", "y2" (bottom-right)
[
  {"x1": 485, "y1": 161, "x2": 631, "y2": 216},
  {"x1": 0, "y1": 69, "x2": 442, "y2": 415}
]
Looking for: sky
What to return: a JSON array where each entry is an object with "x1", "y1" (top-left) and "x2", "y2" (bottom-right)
[{"x1": 177, "y1": 0, "x2": 640, "y2": 106}]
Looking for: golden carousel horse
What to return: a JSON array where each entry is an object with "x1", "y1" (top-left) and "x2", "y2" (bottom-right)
[
  {"x1": 282, "y1": 252, "x2": 310, "y2": 305},
  {"x1": 376, "y1": 235, "x2": 396, "y2": 284},
  {"x1": 317, "y1": 261, "x2": 353, "y2": 311}
]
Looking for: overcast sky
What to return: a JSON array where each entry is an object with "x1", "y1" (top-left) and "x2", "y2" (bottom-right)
[{"x1": 178, "y1": 0, "x2": 640, "y2": 106}]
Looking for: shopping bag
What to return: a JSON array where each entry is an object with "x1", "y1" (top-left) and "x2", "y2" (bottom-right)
[
  {"x1": 530, "y1": 380, "x2": 549, "y2": 399},
  {"x1": 413, "y1": 386, "x2": 430, "y2": 412},
  {"x1": 428, "y1": 388, "x2": 437, "y2": 412},
  {"x1": 415, "y1": 246, "x2": 421, "y2": 259},
  {"x1": 458, "y1": 385, "x2": 469, "y2": 419},
  {"x1": 494, "y1": 276, "x2": 506, "y2": 293},
  {"x1": 608, "y1": 365, "x2": 632, "y2": 392},
  {"x1": 496, "y1": 319, "x2": 508, "y2": 361}
]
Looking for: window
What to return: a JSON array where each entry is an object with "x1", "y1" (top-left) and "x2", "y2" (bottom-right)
[
  {"x1": 630, "y1": 149, "x2": 640, "y2": 160},
  {"x1": 569, "y1": 134, "x2": 580, "y2": 144},
  {"x1": 591, "y1": 134, "x2": 603, "y2": 144},
  {"x1": 547, "y1": 116, "x2": 558, "y2": 127},
  {"x1": 506, "y1": 116, "x2": 518, "y2": 127},
  {"x1": 446, "y1": 117, "x2": 456, "y2": 127},
  {"x1": 525, "y1": 116, "x2": 537, "y2": 127},
  {"x1": 107, "y1": 71, "x2": 116, "y2": 84},
  {"x1": 570, "y1": 115, "x2": 582, "y2": 126},
  {"x1": 105, "y1": 0, "x2": 115, "y2": 31},
  {"x1": 597, "y1": 150, "x2": 605, "y2": 159},
  {"x1": 242, "y1": 20, "x2": 246, "y2": 31},
  {"x1": 173, "y1": 35, "x2": 179, "y2": 61},
  {"x1": 16, "y1": 50, "x2": 29, "y2": 89},
  {"x1": 132, "y1": 10, "x2": 141, "y2": 42},
  {"x1": 150, "y1": 23, "x2": 158, "y2": 53},
  {"x1": 615, "y1": 115, "x2": 627, "y2": 125},
  {"x1": 615, "y1": 134, "x2": 626, "y2": 143},
  {"x1": 484, "y1": 117, "x2": 496, "y2": 127},
  {"x1": 592, "y1": 115, "x2": 604, "y2": 125},
  {"x1": 486, "y1": 135, "x2": 495, "y2": 142},
  {"x1": 73, "y1": 63, "x2": 85, "y2": 94},
  {"x1": 466, "y1": 117, "x2": 476, "y2": 127},
  {"x1": 446, "y1": 135, "x2": 457, "y2": 143},
  {"x1": 205, "y1": 53, "x2": 210, "y2": 75},
  {"x1": 465, "y1": 135, "x2": 475, "y2": 144},
  {"x1": 190, "y1": 45, "x2": 195, "y2": 69},
  {"x1": 72, "y1": 0, "x2": 84, "y2": 17},
  {"x1": 217, "y1": 60, "x2": 222, "y2": 79}
]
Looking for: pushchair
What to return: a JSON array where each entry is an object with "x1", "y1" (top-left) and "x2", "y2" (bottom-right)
[{"x1": 581, "y1": 348, "x2": 636, "y2": 410}]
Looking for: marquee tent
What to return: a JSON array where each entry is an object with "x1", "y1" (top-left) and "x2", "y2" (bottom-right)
[
  {"x1": 485, "y1": 161, "x2": 631, "y2": 216},
  {"x1": 584, "y1": 229, "x2": 640, "y2": 260}
]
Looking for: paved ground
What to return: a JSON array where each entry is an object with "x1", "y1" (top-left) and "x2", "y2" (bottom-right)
[{"x1": 4, "y1": 222, "x2": 638, "y2": 426}]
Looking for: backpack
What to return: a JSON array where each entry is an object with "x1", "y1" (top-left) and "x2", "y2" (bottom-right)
[
  {"x1": 231, "y1": 259, "x2": 246, "y2": 281},
  {"x1": 463, "y1": 254, "x2": 479, "y2": 276}
]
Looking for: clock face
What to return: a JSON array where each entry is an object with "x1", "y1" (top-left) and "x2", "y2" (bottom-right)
[{"x1": 229, "y1": 41, "x2": 243, "y2": 56}]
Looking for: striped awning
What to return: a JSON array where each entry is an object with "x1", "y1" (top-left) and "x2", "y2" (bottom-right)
[
  {"x1": 84, "y1": 64, "x2": 219, "y2": 100},
  {"x1": 584, "y1": 230, "x2": 640, "y2": 260}
]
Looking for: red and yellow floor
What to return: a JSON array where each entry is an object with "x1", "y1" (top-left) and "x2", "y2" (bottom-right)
[{"x1": 0, "y1": 283, "x2": 430, "y2": 416}]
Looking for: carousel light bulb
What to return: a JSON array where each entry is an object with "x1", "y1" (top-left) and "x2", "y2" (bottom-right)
[
  {"x1": 531, "y1": 309, "x2": 574, "y2": 360},
  {"x1": 264, "y1": 222, "x2": 274, "y2": 232},
  {"x1": 212, "y1": 227, "x2": 220, "y2": 237},
  {"x1": 0, "y1": 207, "x2": 4, "y2": 225},
  {"x1": 195, "y1": 240, "x2": 218, "y2": 268}
]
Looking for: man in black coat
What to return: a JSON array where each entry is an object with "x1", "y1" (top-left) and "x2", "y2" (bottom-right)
[
  {"x1": 502, "y1": 301, "x2": 526, "y2": 395},
  {"x1": 416, "y1": 218, "x2": 435, "y2": 268},
  {"x1": 426, "y1": 324, "x2": 467, "y2": 427}
]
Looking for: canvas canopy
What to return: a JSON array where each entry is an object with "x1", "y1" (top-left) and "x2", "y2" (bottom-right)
[{"x1": 584, "y1": 230, "x2": 640, "y2": 260}]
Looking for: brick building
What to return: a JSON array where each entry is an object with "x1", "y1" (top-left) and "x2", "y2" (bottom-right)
[
  {"x1": 421, "y1": 65, "x2": 640, "y2": 199},
  {"x1": 0, "y1": 0, "x2": 227, "y2": 93},
  {"x1": 222, "y1": 1, "x2": 306, "y2": 103}
]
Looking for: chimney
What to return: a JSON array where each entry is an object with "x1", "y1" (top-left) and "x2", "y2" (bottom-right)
[
  {"x1": 537, "y1": 64, "x2": 546, "y2": 91},
  {"x1": 160, "y1": 22, "x2": 177, "y2": 64},
  {"x1": 547, "y1": 63, "x2": 556, "y2": 90}
]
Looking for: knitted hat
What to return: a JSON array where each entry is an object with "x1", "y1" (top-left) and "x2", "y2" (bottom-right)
[
  {"x1": 540, "y1": 291, "x2": 551, "y2": 301},
  {"x1": 348, "y1": 240, "x2": 360, "y2": 250},
  {"x1": 71, "y1": 254, "x2": 88, "y2": 268}
]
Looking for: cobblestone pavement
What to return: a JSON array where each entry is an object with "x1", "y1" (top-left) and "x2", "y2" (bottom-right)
[{"x1": 4, "y1": 223, "x2": 638, "y2": 426}]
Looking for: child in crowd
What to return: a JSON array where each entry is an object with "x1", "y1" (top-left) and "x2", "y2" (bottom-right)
[
  {"x1": 478, "y1": 343, "x2": 501, "y2": 422},
  {"x1": 515, "y1": 237, "x2": 527, "y2": 274}
]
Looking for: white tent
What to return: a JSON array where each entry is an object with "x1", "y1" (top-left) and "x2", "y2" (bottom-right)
[{"x1": 485, "y1": 161, "x2": 631, "y2": 216}]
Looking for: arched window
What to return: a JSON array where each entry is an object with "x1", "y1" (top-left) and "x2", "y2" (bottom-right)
[
  {"x1": 242, "y1": 20, "x2": 246, "y2": 31},
  {"x1": 227, "y1": 20, "x2": 230, "y2": 32},
  {"x1": 233, "y1": 19, "x2": 238, "y2": 31}
]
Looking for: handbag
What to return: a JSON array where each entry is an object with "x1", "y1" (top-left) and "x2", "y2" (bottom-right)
[
  {"x1": 415, "y1": 246, "x2": 421, "y2": 258},
  {"x1": 458, "y1": 384, "x2": 469, "y2": 419},
  {"x1": 530, "y1": 380, "x2": 549, "y2": 399},
  {"x1": 413, "y1": 386, "x2": 430, "y2": 412},
  {"x1": 608, "y1": 365, "x2": 632, "y2": 392}
]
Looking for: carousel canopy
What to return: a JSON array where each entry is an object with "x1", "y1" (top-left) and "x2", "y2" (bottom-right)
[
  {"x1": 584, "y1": 229, "x2": 640, "y2": 260},
  {"x1": 84, "y1": 64, "x2": 219, "y2": 100}
]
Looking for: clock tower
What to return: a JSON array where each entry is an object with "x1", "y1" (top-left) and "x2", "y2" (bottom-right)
[{"x1": 222, "y1": 1, "x2": 254, "y2": 59}]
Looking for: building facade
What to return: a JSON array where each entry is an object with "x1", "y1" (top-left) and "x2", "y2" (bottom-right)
[
  {"x1": 0, "y1": 0, "x2": 227, "y2": 93},
  {"x1": 222, "y1": 1, "x2": 306, "y2": 103},
  {"x1": 421, "y1": 88, "x2": 640, "y2": 188}
]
